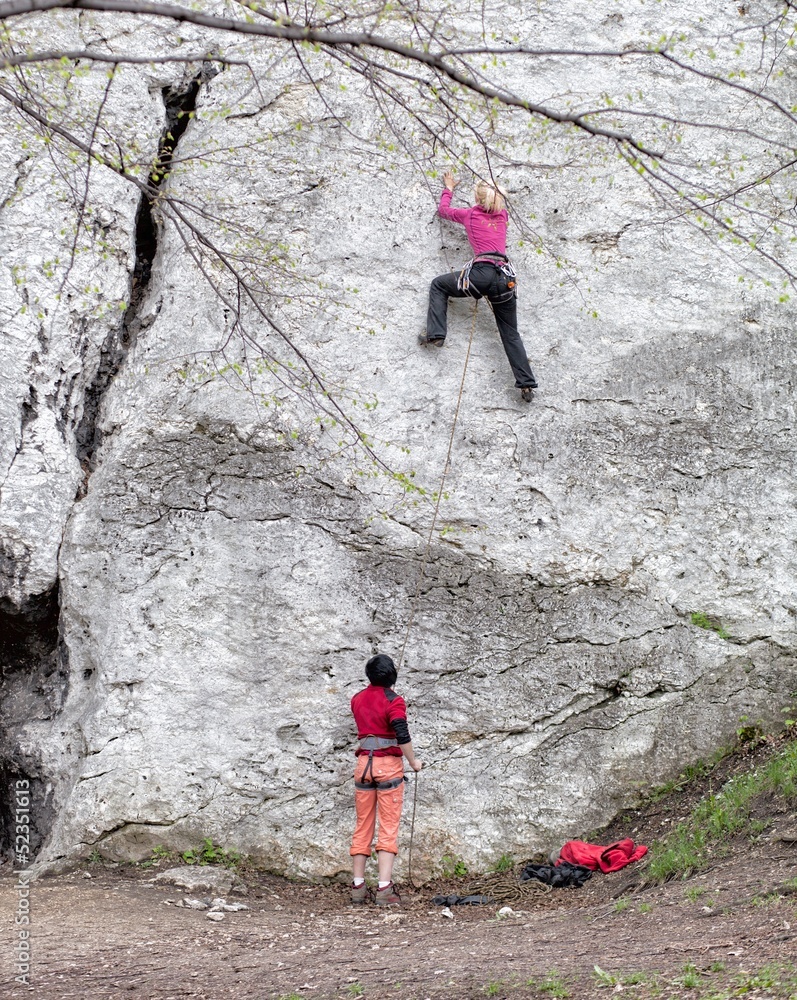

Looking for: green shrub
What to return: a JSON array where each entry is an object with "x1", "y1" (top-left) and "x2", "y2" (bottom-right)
[
  {"x1": 440, "y1": 851, "x2": 469, "y2": 878},
  {"x1": 181, "y1": 837, "x2": 241, "y2": 868},
  {"x1": 690, "y1": 611, "x2": 731, "y2": 640}
]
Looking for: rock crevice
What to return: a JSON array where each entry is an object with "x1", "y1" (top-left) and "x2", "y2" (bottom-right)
[{"x1": 76, "y1": 71, "x2": 210, "y2": 472}]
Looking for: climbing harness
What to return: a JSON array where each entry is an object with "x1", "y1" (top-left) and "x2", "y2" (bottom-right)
[
  {"x1": 359, "y1": 736, "x2": 398, "y2": 751},
  {"x1": 355, "y1": 736, "x2": 406, "y2": 791},
  {"x1": 457, "y1": 252, "x2": 518, "y2": 300}
]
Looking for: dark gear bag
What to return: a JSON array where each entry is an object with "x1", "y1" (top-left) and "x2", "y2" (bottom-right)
[{"x1": 489, "y1": 262, "x2": 518, "y2": 304}]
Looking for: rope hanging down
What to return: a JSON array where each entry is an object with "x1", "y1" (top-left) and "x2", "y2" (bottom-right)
[
  {"x1": 406, "y1": 767, "x2": 420, "y2": 888},
  {"x1": 400, "y1": 298, "x2": 479, "y2": 888},
  {"x1": 397, "y1": 298, "x2": 479, "y2": 670}
]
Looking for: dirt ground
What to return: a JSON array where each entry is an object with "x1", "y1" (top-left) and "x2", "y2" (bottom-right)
[{"x1": 3, "y1": 739, "x2": 797, "y2": 1000}]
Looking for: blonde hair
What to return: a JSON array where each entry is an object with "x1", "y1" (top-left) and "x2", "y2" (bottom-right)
[{"x1": 474, "y1": 180, "x2": 506, "y2": 213}]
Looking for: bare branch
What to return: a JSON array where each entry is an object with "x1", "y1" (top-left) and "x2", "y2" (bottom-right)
[
  {"x1": 0, "y1": 48, "x2": 253, "y2": 68},
  {"x1": 0, "y1": 0, "x2": 662, "y2": 152}
]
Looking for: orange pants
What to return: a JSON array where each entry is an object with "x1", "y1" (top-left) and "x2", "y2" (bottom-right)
[{"x1": 349, "y1": 754, "x2": 405, "y2": 857}]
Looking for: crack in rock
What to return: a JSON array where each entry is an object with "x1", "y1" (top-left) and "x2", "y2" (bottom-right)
[{"x1": 75, "y1": 67, "x2": 215, "y2": 477}]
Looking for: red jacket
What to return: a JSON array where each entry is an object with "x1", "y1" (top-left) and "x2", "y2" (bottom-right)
[
  {"x1": 557, "y1": 839, "x2": 647, "y2": 873},
  {"x1": 351, "y1": 685, "x2": 409, "y2": 757}
]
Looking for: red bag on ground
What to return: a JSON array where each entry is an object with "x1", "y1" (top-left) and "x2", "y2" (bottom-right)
[{"x1": 556, "y1": 838, "x2": 647, "y2": 873}]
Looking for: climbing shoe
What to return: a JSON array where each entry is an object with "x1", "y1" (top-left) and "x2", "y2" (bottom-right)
[
  {"x1": 350, "y1": 881, "x2": 371, "y2": 904},
  {"x1": 418, "y1": 334, "x2": 445, "y2": 347},
  {"x1": 374, "y1": 882, "x2": 402, "y2": 906},
  {"x1": 521, "y1": 387, "x2": 534, "y2": 402}
]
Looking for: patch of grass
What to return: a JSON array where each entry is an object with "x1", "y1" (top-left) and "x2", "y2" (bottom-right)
[
  {"x1": 623, "y1": 972, "x2": 650, "y2": 985},
  {"x1": 491, "y1": 852, "x2": 514, "y2": 873},
  {"x1": 592, "y1": 968, "x2": 659, "y2": 991},
  {"x1": 592, "y1": 965, "x2": 619, "y2": 988},
  {"x1": 748, "y1": 818, "x2": 768, "y2": 838},
  {"x1": 638, "y1": 902, "x2": 652, "y2": 914},
  {"x1": 752, "y1": 891, "x2": 779, "y2": 909},
  {"x1": 613, "y1": 897, "x2": 630, "y2": 913},
  {"x1": 690, "y1": 611, "x2": 731, "y2": 640},
  {"x1": 684, "y1": 885, "x2": 706, "y2": 902},
  {"x1": 181, "y1": 837, "x2": 241, "y2": 868},
  {"x1": 646, "y1": 744, "x2": 734, "y2": 804},
  {"x1": 86, "y1": 849, "x2": 103, "y2": 864},
  {"x1": 674, "y1": 962, "x2": 703, "y2": 989},
  {"x1": 647, "y1": 738, "x2": 797, "y2": 883},
  {"x1": 647, "y1": 822, "x2": 708, "y2": 883},
  {"x1": 138, "y1": 844, "x2": 175, "y2": 869},
  {"x1": 534, "y1": 972, "x2": 570, "y2": 997},
  {"x1": 344, "y1": 984, "x2": 364, "y2": 998},
  {"x1": 708, "y1": 961, "x2": 725, "y2": 973},
  {"x1": 734, "y1": 961, "x2": 797, "y2": 993},
  {"x1": 483, "y1": 980, "x2": 503, "y2": 997},
  {"x1": 440, "y1": 851, "x2": 469, "y2": 878}
]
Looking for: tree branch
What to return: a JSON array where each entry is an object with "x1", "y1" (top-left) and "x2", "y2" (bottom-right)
[{"x1": 0, "y1": 0, "x2": 662, "y2": 153}]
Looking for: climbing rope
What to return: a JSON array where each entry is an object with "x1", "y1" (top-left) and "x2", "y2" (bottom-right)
[
  {"x1": 400, "y1": 296, "x2": 480, "y2": 888},
  {"x1": 397, "y1": 297, "x2": 479, "y2": 670},
  {"x1": 406, "y1": 767, "x2": 420, "y2": 887},
  {"x1": 464, "y1": 870, "x2": 552, "y2": 903}
]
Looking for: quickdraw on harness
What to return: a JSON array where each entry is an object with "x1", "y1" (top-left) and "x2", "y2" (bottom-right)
[
  {"x1": 457, "y1": 251, "x2": 518, "y2": 300},
  {"x1": 355, "y1": 736, "x2": 407, "y2": 791}
]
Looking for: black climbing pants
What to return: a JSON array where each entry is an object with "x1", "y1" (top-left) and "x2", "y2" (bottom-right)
[{"x1": 425, "y1": 264, "x2": 538, "y2": 389}]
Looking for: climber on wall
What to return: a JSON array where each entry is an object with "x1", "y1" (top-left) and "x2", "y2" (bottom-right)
[
  {"x1": 349, "y1": 653, "x2": 422, "y2": 906},
  {"x1": 420, "y1": 171, "x2": 539, "y2": 401}
]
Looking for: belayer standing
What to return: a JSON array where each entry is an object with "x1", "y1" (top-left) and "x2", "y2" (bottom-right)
[
  {"x1": 349, "y1": 654, "x2": 422, "y2": 906},
  {"x1": 420, "y1": 171, "x2": 539, "y2": 401}
]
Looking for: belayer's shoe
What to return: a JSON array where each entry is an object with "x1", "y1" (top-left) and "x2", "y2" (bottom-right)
[
  {"x1": 521, "y1": 387, "x2": 535, "y2": 402},
  {"x1": 418, "y1": 334, "x2": 445, "y2": 347},
  {"x1": 350, "y1": 881, "x2": 371, "y2": 904},
  {"x1": 374, "y1": 882, "x2": 402, "y2": 906}
]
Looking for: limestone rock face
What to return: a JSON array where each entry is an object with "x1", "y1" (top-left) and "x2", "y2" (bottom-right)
[{"x1": 1, "y1": 1, "x2": 795, "y2": 877}]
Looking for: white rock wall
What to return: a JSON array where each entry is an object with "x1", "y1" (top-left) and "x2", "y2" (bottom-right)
[{"x1": 1, "y1": 0, "x2": 795, "y2": 877}]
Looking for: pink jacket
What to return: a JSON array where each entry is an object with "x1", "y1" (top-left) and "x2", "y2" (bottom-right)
[{"x1": 438, "y1": 188, "x2": 508, "y2": 256}]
